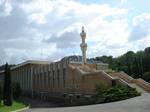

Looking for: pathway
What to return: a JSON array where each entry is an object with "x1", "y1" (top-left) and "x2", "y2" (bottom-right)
[
  {"x1": 21, "y1": 97, "x2": 59, "y2": 108},
  {"x1": 23, "y1": 93, "x2": 150, "y2": 112}
]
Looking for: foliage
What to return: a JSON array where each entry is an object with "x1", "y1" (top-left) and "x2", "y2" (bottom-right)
[
  {"x1": 0, "y1": 64, "x2": 15, "y2": 71},
  {"x1": 0, "y1": 83, "x2": 2, "y2": 105},
  {"x1": 13, "y1": 82, "x2": 22, "y2": 100},
  {"x1": 142, "y1": 71, "x2": 150, "y2": 83},
  {"x1": 3, "y1": 63, "x2": 13, "y2": 106},
  {"x1": 95, "y1": 81, "x2": 108, "y2": 94},
  {"x1": 94, "y1": 47, "x2": 150, "y2": 80},
  {"x1": 96, "y1": 85, "x2": 141, "y2": 103},
  {"x1": 143, "y1": 47, "x2": 150, "y2": 73}
]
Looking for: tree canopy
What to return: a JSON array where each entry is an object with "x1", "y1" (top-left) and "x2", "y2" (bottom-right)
[{"x1": 94, "y1": 47, "x2": 150, "y2": 82}]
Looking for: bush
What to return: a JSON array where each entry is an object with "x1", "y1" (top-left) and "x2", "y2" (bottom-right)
[
  {"x1": 142, "y1": 71, "x2": 150, "y2": 83},
  {"x1": 96, "y1": 85, "x2": 141, "y2": 103},
  {"x1": 95, "y1": 82, "x2": 108, "y2": 94},
  {"x1": 13, "y1": 82, "x2": 22, "y2": 100}
]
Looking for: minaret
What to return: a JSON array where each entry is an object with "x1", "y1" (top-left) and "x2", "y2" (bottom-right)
[{"x1": 80, "y1": 26, "x2": 87, "y2": 65}]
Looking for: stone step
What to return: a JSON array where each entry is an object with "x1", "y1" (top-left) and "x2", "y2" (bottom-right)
[{"x1": 128, "y1": 83, "x2": 148, "y2": 93}]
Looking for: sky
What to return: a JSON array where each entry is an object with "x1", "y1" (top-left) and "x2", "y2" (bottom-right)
[{"x1": 0, "y1": 0, "x2": 150, "y2": 65}]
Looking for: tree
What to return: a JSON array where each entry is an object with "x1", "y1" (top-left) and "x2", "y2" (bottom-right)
[
  {"x1": 0, "y1": 64, "x2": 15, "y2": 71},
  {"x1": 3, "y1": 63, "x2": 13, "y2": 106},
  {"x1": 134, "y1": 51, "x2": 144, "y2": 78},
  {"x1": 0, "y1": 84, "x2": 2, "y2": 105},
  {"x1": 124, "y1": 51, "x2": 135, "y2": 76},
  {"x1": 94, "y1": 47, "x2": 150, "y2": 81},
  {"x1": 142, "y1": 71, "x2": 150, "y2": 83},
  {"x1": 143, "y1": 47, "x2": 150, "y2": 73}
]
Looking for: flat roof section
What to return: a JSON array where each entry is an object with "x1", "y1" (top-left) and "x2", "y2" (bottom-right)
[{"x1": 0, "y1": 60, "x2": 51, "y2": 74}]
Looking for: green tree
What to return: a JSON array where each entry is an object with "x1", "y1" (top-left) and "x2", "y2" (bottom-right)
[
  {"x1": 134, "y1": 51, "x2": 144, "y2": 78},
  {"x1": 0, "y1": 83, "x2": 2, "y2": 105},
  {"x1": 143, "y1": 47, "x2": 150, "y2": 73},
  {"x1": 3, "y1": 63, "x2": 13, "y2": 106},
  {"x1": 142, "y1": 71, "x2": 150, "y2": 83},
  {"x1": 124, "y1": 51, "x2": 135, "y2": 76},
  {"x1": 94, "y1": 47, "x2": 150, "y2": 81}
]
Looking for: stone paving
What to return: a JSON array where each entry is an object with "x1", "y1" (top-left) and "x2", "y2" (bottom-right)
[{"x1": 23, "y1": 93, "x2": 150, "y2": 112}]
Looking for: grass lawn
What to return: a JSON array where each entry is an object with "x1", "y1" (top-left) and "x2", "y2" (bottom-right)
[{"x1": 0, "y1": 100, "x2": 28, "y2": 112}]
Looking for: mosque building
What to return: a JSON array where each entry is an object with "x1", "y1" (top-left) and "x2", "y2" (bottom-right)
[{"x1": 1, "y1": 27, "x2": 149, "y2": 104}]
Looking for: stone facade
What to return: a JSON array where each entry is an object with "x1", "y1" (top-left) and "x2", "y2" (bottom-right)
[{"x1": 0, "y1": 57, "x2": 111, "y2": 101}]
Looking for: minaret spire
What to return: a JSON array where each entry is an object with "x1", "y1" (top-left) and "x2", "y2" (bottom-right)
[{"x1": 80, "y1": 26, "x2": 87, "y2": 65}]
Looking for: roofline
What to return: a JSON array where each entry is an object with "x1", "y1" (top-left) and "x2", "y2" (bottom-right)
[
  {"x1": 0, "y1": 60, "x2": 51, "y2": 74},
  {"x1": 11, "y1": 60, "x2": 51, "y2": 69}
]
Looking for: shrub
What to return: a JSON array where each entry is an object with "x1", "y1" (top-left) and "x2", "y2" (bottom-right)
[
  {"x1": 142, "y1": 71, "x2": 150, "y2": 83},
  {"x1": 95, "y1": 81, "x2": 108, "y2": 94},
  {"x1": 96, "y1": 85, "x2": 141, "y2": 103},
  {"x1": 13, "y1": 82, "x2": 22, "y2": 100}
]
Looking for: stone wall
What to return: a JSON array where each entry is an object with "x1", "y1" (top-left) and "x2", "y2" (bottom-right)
[{"x1": 65, "y1": 64, "x2": 114, "y2": 94}]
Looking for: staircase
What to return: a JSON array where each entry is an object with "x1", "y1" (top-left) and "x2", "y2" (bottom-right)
[
  {"x1": 129, "y1": 83, "x2": 147, "y2": 93},
  {"x1": 110, "y1": 72, "x2": 150, "y2": 94}
]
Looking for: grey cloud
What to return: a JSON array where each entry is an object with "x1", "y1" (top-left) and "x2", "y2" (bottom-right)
[
  {"x1": 43, "y1": 29, "x2": 80, "y2": 49},
  {"x1": 0, "y1": 7, "x2": 32, "y2": 39},
  {"x1": 129, "y1": 19, "x2": 150, "y2": 41},
  {"x1": 0, "y1": 1, "x2": 43, "y2": 64},
  {"x1": 0, "y1": 38, "x2": 38, "y2": 49}
]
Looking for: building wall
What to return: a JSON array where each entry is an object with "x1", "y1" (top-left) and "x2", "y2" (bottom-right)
[
  {"x1": 11, "y1": 64, "x2": 32, "y2": 96},
  {"x1": 96, "y1": 63, "x2": 108, "y2": 71},
  {"x1": 65, "y1": 64, "x2": 113, "y2": 94},
  {"x1": 30, "y1": 61, "x2": 68, "y2": 98},
  {"x1": 0, "y1": 60, "x2": 112, "y2": 100},
  {"x1": 81, "y1": 71, "x2": 113, "y2": 93}
]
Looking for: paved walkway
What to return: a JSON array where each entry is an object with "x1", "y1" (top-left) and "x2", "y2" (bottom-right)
[
  {"x1": 21, "y1": 97, "x2": 59, "y2": 108},
  {"x1": 23, "y1": 93, "x2": 150, "y2": 112}
]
